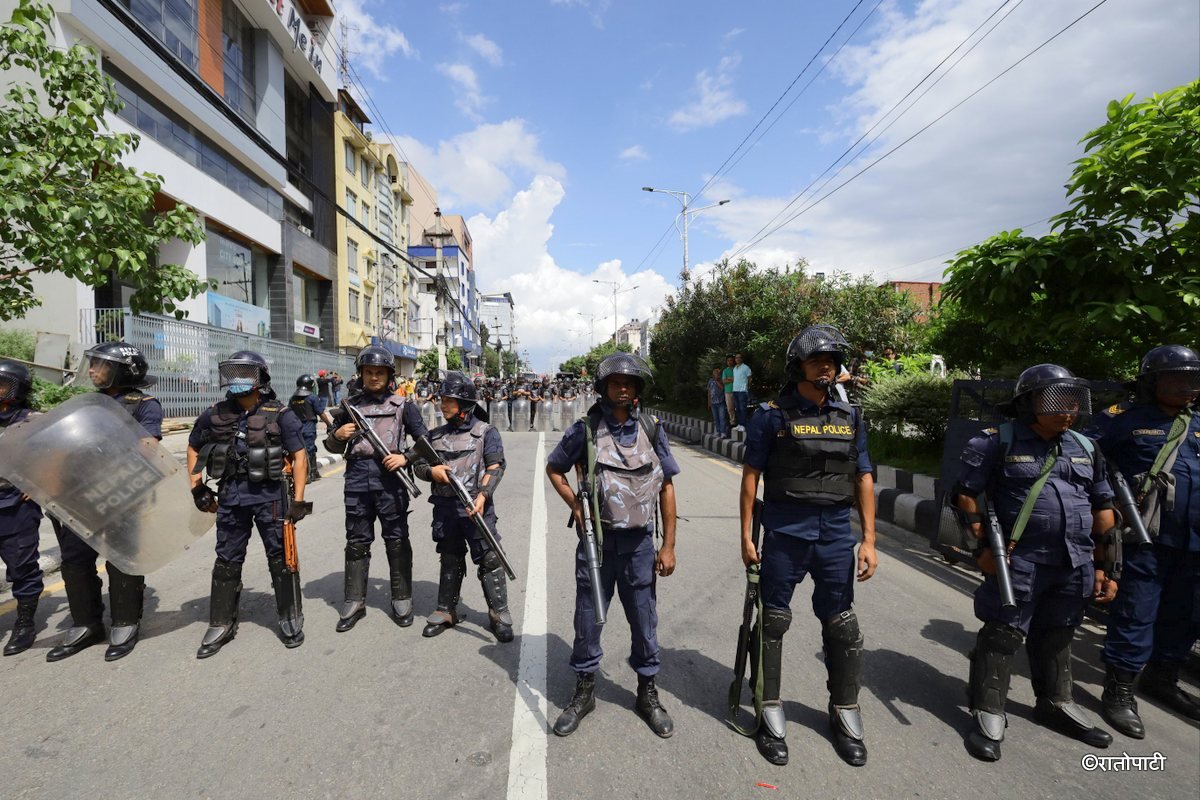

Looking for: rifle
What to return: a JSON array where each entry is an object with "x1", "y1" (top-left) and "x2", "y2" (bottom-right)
[
  {"x1": 728, "y1": 499, "x2": 764, "y2": 735},
  {"x1": 984, "y1": 499, "x2": 1017, "y2": 610},
  {"x1": 413, "y1": 436, "x2": 517, "y2": 580},
  {"x1": 1107, "y1": 459, "x2": 1153, "y2": 547},
  {"x1": 340, "y1": 399, "x2": 422, "y2": 498},
  {"x1": 567, "y1": 462, "x2": 606, "y2": 626},
  {"x1": 282, "y1": 460, "x2": 300, "y2": 573}
]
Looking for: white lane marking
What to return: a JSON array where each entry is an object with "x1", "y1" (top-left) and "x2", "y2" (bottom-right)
[{"x1": 507, "y1": 432, "x2": 549, "y2": 800}]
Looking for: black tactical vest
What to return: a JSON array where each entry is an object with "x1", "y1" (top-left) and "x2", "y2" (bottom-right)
[
  {"x1": 346, "y1": 394, "x2": 408, "y2": 459},
  {"x1": 288, "y1": 393, "x2": 317, "y2": 423},
  {"x1": 202, "y1": 399, "x2": 285, "y2": 482},
  {"x1": 763, "y1": 401, "x2": 858, "y2": 507},
  {"x1": 429, "y1": 420, "x2": 491, "y2": 499}
]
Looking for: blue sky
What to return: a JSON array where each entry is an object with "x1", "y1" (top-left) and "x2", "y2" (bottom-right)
[{"x1": 339, "y1": 0, "x2": 1200, "y2": 372}]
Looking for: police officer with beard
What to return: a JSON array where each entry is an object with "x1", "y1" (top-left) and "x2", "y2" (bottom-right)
[
  {"x1": 740, "y1": 326, "x2": 876, "y2": 767},
  {"x1": 324, "y1": 346, "x2": 428, "y2": 632},
  {"x1": 547, "y1": 353, "x2": 679, "y2": 739},
  {"x1": 1090, "y1": 345, "x2": 1200, "y2": 735},
  {"x1": 0, "y1": 360, "x2": 44, "y2": 656},
  {"x1": 45, "y1": 342, "x2": 164, "y2": 662},
  {"x1": 955, "y1": 365, "x2": 1116, "y2": 761},
  {"x1": 410, "y1": 372, "x2": 513, "y2": 643},
  {"x1": 187, "y1": 351, "x2": 310, "y2": 658}
]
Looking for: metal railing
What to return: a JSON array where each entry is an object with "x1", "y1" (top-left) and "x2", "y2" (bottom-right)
[{"x1": 80, "y1": 309, "x2": 357, "y2": 419}]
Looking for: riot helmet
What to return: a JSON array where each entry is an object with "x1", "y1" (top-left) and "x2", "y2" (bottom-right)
[
  {"x1": 1135, "y1": 344, "x2": 1200, "y2": 404},
  {"x1": 356, "y1": 345, "x2": 395, "y2": 376},
  {"x1": 440, "y1": 370, "x2": 487, "y2": 422},
  {"x1": 219, "y1": 350, "x2": 270, "y2": 396},
  {"x1": 593, "y1": 352, "x2": 653, "y2": 396},
  {"x1": 1010, "y1": 364, "x2": 1091, "y2": 419},
  {"x1": 0, "y1": 359, "x2": 33, "y2": 406},
  {"x1": 82, "y1": 341, "x2": 154, "y2": 390},
  {"x1": 294, "y1": 374, "x2": 315, "y2": 397},
  {"x1": 785, "y1": 325, "x2": 849, "y2": 383}
]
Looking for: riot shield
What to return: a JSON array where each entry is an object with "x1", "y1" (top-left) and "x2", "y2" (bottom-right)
[
  {"x1": 557, "y1": 397, "x2": 579, "y2": 432},
  {"x1": 420, "y1": 398, "x2": 439, "y2": 431},
  {"x1": 511, "y1": 397, "x2": 531, "y2": 432},
  {"x1": 534, "y1": 399, "x2": 552, "y2": 432},
  {"x1": 497, "y1": 400, "x2": 512, "y2": 432},
  {"x1": 0, "y1": 393, "x2": 211, "y2": 574}
]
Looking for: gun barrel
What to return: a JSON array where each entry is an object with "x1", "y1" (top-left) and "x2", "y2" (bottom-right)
[
  {"x1": 577, "y1": 488, "x2": 606, "y2": 625},
  {"x1": 1110, "y1": 469, "x2": 1152, "y2": 546},
  {"x1": 986, "y1": 512, "x2": 1017, "y2": 609}
]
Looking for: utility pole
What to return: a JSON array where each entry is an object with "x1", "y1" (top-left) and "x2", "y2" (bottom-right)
[
  {"x1": 642, "y1": 186, "x2": 730, "y2": 283},
  {"x1": 577, "y1": 311, "x2": 597, "y2": 349},
  {"x1": 592, "y1": 280, "x2": 639, "y2": 344},
  {"x1": 427, "y1": 208, "x2": 455, "y2": 373}
]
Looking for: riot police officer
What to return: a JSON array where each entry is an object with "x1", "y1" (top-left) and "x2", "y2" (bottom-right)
[
  {"x1": 410, "y1": 372, "x2": 512, "y2": 642},
  {"x1": 739, "y1": 326, "x2": 876, "y2": 766},
  {"x1": 187, "y1": 351, "x2": 310, "y2": 657},
  {"x1": 0, "y1": 360, "x2": 44, "y2": 656},
  {"x1": 955, "y1": 364, "x2": 1116, "y2": 761},
  {"x1": 546, "y1": 353, "x2": 679, "y2": 739},
  {"x1": 289, "y1": 374, "x2": 329, "y2": 483},
  {"x1": 324, "y1": 346, "x2": 428, "y2": 632},
  {"x1": 46, "y1": 342, "x2": 164, "y2": 662},
  {"x1": 1090, "y1": 345, "x2": 1200, "y2": 734}
]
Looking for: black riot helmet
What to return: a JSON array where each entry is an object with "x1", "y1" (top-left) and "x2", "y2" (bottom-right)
[
  {"x1": 594, "y1": 352, "x2": 653, "y2": 396},
  {"x1": 356, "y1": 345, "x2": 395, "y2": 376},
  {"x1": 1010, "y1": 364, "x2": 1091, "y2": 420},
  {"x1": 219, "y1": 350, "x2": 270, "y2": 396},
  {"x1": 0, "y1": 359, "x2": 33, "y2": 406},
  {"x1": 1135, "y1": 344, "x2": 1200, "y2": 404},
  {"x1": 82, "y1": 341, "x2": 155, "y2": 390},
  {"x1": 440, "y1": 370, "x2": 487, "y2": 422},
  {"x1": 294, "y1": 374, "x2": 315, "y2": 397},
  {"x1": 785, "y1": 325, "x2": 849, "y2": 383}
]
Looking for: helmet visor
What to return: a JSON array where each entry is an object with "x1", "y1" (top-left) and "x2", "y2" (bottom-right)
[
  {"x1": 1155, "y1": 370, "x2": 1200, "y2": 401},
  {"x1": 0, "y1": 374, "x2": 18, "y2": 401},
  {"x1": 80, "y1": 354, "x2": 119, "y2": 390},
  {"x1": 1032, "y1": 383, "x2": 1091, "y2": 417},
  {"x1": 218, "y1": 362, "x2": 263, "y2": 393}
]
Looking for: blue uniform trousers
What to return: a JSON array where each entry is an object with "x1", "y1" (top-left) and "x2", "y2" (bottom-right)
[
  {"x1": 1103, "y1": 543, "x2": 1200, "y2": 670},
  {"x1": 570, "y1": 528, "x2": 660, "y2": 678},
  {"x1": 431, "y1": 504, "x2": 498, "y2": 565},
  {"x1": 215, "y1": 502, "x2": 284, "y2": 564},
  {"x1": 0, "y1": 504, "x2": 44, "y2": 599},
  {"x1": 760, "y1": 528, "x2": 856, "y2": 621},
  {"x1": 974, "y1": 555, "x2": 1091, "y2": 635},
  {"x1": 345, "y1": 489, "x2": 411, "y2": 546}
]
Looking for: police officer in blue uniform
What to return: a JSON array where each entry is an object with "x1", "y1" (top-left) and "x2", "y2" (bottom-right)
[
  {"x1": 547, "y1": 353, "x2": 679, "y2": 739},
  {"x1": 0, "y1": 360, "x2": 44, "y2": 656},
  {"x1": 410, "y1": 372, "x2": 513, "y2": 643},
  {"x1": 289, "y1": 374, "x2": 329, "y2": 483},
  {"x1": 955, "y1": 364, "x2": 1116, "y2": 761},
  {"x1": 324, "y1": 346, "x2": 428, "y2": 632},
  {"x1": 740, "y1": 326, "x2": 876, "y2": 767},
  {"x1": 45, "y1": 342, "x2": 164, "y2": 662},
  {"x1": 1090, "y1": 345, "x2": 1200, "y2": 735},
  {"x1": 187, "y1": 351, "x2": 310, "y2": 658}
]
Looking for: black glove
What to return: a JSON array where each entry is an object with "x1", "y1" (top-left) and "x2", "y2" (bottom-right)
[
  {"x1": 192, "y1": 484, "x2": 217, "y2": 513},
  {"x1": 287, "y1": 500, "x2": 313, "y2": 523}
]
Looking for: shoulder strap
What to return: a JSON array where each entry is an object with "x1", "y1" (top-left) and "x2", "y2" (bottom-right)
[
  {"x1": 637, "y1": 413, "x2": 659, "y2": 448},
  {"x1": 998, "y1": 422, "x2": 1015, "y2": 460},
  {"x1": 1066, "y1": 429, "x2": 1096, "y2": 466},
  {"x1": 1140, "y1": 408, "x2": 1192, "y2": 496},
  {"x1": 1008, "y1": 438, "x2": 1061, "y2": 549}
]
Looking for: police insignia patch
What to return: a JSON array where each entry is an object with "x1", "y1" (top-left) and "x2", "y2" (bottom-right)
[
  {"x1": 1004, "y1": 455, "x2": 1035, "y2": 463},
  {"x1": 983, "y1": 427, "x2": 998, "y2": 435},
  {"x1": 1106, "y1": 403, "x2": 1126, "y2": 415}
]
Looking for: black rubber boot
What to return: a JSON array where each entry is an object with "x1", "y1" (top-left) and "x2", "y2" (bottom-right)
[
  {"x1": 268, "y1": 557, "x2": 305, "y2": 649},
  {"x1": 104, "y1": 563, "x2": 145, "y2": 662},
  {"x1": 385, "y1": 539, "x2": 414, "y2": 627},
  {"x1": 46, "y1": 563, "x2": 106, "y2": 662},
  {"x1": 553, "y1": 673, "x2": 596, "y2": 737},
  {"x1": 336, "y1": 544, "x2": 370, "y2": 633},
  {"x1": 756, "y1": 607, "x2": 791, "y2": 765},
  {"x1": 197, "y1": 559, "x2": 242, "y2": 659},
  {"x1": 635, "y1": 675, "x2": 674, "y2": 738},
  {"x1": 964, "y1": 622, "x2": 1024, "y2": 762},
  {"x1": 3, "y1": 597, "x2": 38, "y2": 656},
  {"x1": 1101, "y1": 665, "x2": 1146, "y2": 739},
  {"x1": 825, "y1": 611, "x2": 867, "y2": 766},
  {"x1": 479, "y1": 557, "x2": 513, "y2": 643},
  {"x1": 1141, "y1": 660, "x2": 1200, "y2": 721},
  {"x1": 422, "y1": 553, "x2": 465, "y2": 637},
  {"x1": 1027, "y1": 626, "x2": 1112, "y2": 748}
]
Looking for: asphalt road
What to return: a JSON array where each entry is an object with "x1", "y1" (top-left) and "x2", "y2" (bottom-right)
[{"x1": 2, "y1": 431, "x2": 1198, "y2": 799}]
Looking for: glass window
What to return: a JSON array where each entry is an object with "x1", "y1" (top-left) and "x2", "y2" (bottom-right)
[
  {"x1": 125, "y1": 0, "x2": 199, "y2": 70},
  {"x1": 361, "y1": 202, "x2": 370, "y2": 227},
  {"x1": 222, "y1": 0, "x2": 256, "y2": 123},
  {"x1": 364, "y1": 293, "x2": 373, "y2": 326},
  {"x1": 360, "y1": 158, "x2": 370, "y2": 188},
  {"x1": 348, "y1": 288, "x2": 360, "y2": 322},
  {"x1": 344, "y1": 141, "x2": 355, "y2": 174},
  {"x1": 347, "y1": 239, "x2": 358, "y2": 275},
  {"x1": 206, "y1": 225, "x2": 268, "y2": 308},
  {"x1": 345, "y1": 190, "x2": 356, "y2": 220}
]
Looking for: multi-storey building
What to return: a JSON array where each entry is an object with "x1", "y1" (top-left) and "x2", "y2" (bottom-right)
[
  {"x1": 1, "y1": 0, "x2": 342, "y2": 351},
  {"x1": 617, "y1": 318, "x2": 651, "y2": 359}
]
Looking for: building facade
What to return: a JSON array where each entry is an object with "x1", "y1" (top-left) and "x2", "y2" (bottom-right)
[{"x1": 617, "y1": 318, "x2": 650, "y2": 359}]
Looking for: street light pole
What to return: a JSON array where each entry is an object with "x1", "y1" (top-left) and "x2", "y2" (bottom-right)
[
  {"x1": 592, "y1": 279, "x2": 639, "y2": 344},
  {"x1": 577, "y1": 311, "x2": 597, "y2": 349},
  {"x1": 642, "y1": 186, "x2": 730, "y2": 283}
]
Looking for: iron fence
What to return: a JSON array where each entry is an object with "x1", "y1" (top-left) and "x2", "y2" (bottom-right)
[{"x1": 80, "y1": 309, "x2": 356, "y2": 419}]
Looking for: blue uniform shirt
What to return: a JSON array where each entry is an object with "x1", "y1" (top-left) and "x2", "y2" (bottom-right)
[
  {"x1": 744, "y1": 390, "x2": 871, "y2": 541},
  {"x1": 114, "y1": 389, "x2": 164, "y2": 440},
  {"x1": 343, "y1": 395, "x2": 429, "y2": 493},
  {"x1": 0, "y1": 406, "x2": 39, "y2": 512},
  {"x1": 1087, "y1": 401, "x2": 1200, "y2": 552},
  {"x1": 428, "y1": 414, "x2": 506, "y2": 516},
  {"x1": 956, "y1": 422, "x2": 1113, "y2": 568},
  {"x1": 188, "y1": 398, "x2": 306, "y2": 506}
]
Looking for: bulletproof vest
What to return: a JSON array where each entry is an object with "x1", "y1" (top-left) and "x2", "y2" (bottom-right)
[
  {"x1": 346, "y1": 393, "x2": 408, "y2": 459},
  {"x1": 288, "y1": 393, "x2": 317, "y2": 423},
  {"x1": 202, "y1": 399, "x2": 285, "y2": 482},
  {"x1": 0, "y1": 406, "x2": 35, "y2": 504},
  {"x1": 592, "y1": 416, "x2": 664, "y2": 530},
  {"x1": 763, "y1": 402, "x2": 858, "y2": 507},
  {"x1": 429, "y1": 420, "x2": 491, "y2": 499}
]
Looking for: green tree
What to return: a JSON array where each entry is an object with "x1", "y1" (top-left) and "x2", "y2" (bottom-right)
[
  {"x1": 500, "y1": 349, "x2": 518, "y2": 378},
  {"x1": 934, "y1": 80, "x2": 1200, "y2": 377},
  {"x1": 558, "y1": 340, "x2": 633, "y2": 376},
  {"x1": 0, "y1": 0, "x2": 206, "y2": 321},
  {"x1": 483, "y1": 345, "x2": 500, "y2": 377}
]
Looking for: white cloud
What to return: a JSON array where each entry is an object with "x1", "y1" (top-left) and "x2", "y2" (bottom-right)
[
  {"x1": 437, "y1": 63, "x2": 487, "y2": 121},
  {"x1": 336, "y1": 0, "x2": 416, "y2": 80},
  {"x1": 390, "y1": 120, "x2": 566, "y2": 211},
  {"x1": 723, "y1": 27, "x2": 746, "y2": 42},
  {"x1": 669, "y1": 54, "x2": 748, "y2": 131},
  {"x1": 549, "y1": 0, "x2": 612, "y2": 30},
  {"x1": 706, "y1": 0, "x2": 1200, "y2": 281},
  {"x1": 618, "y1": 144, "x2": 649, "y2": 161},
  {"x1": 463, "y1": 33, "x2": 504, "y2": 66},
  {"x1": 469, "y1": 177, "x2": 675, "y2": 372}
]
